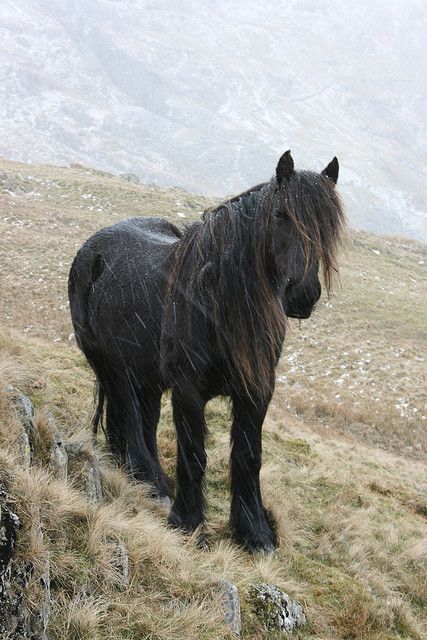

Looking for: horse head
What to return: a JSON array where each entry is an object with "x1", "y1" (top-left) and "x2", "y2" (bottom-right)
[{"x1": 270, "y1": 150, "x2": 341, "y2": 319}]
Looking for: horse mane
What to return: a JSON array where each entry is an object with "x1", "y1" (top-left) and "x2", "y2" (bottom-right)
[
  {"x1": 162, "y1": 174, "x2": 345, "y2": 399},
  {"x1": 203, "y1": 182, "x2": 267, "y2": 213},
  {"x1": 281, "y1": 171, "x2": 345, "y2": 292}
]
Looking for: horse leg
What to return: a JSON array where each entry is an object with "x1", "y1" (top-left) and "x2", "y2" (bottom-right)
[
  {"x1": 84, "y1": 355, "x2": 126, "y2": 465},
  {"x1": 168, "y1": 385, "x2": 207, "y2": 537},
  {"x1": 105, "y1": 377, "x2": 168, "y2": 499},
  {"x1": 229, "y1": 395, "x2": 276, "y2": 553},
  {"x1": 136, "y1": 386, "x2": 172, "y2": 502},
  {"x1": 105, "y1": 394, "x2": 127, "y2": 466}
]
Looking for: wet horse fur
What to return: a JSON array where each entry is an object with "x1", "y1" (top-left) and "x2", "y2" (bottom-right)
[{"x1": 68, "y1": 151, "x2": 344, "y2": 553}]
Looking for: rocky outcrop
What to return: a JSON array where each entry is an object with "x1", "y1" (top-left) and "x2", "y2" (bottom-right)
[
  {"x1": 7, "y1": 386, "x2": 37, "y2": 467},
  {"x1": 1, "y1": 389, "x2": 55, "y2": 639},
  {"x1": 0, "y1": 388, "x2": 111, "y2": 637},
  {"x1": 108, "y1": 539, "x2": 129, "y2": 589},
  {"x1": 66, "y1": 442, "x2": 104, "y2": 504},
  {"x1": 217, "y1": 580, "x2": 306, "y2": 636},
  {"x1": 218, "y1": 579, "x2": 242, "y2": 636},
  {"x1": 0, "y1": 486, "x2": 20, "y2": 625},
  {"x1": 249, "y1": 583, "x2": 306, "y2": 633},
  {"x1": 0, "y1": 488, "x2": 50, "y2": 640},
  {"x1": 45, "y1": 413, "x2": 68, "y2": 481}
]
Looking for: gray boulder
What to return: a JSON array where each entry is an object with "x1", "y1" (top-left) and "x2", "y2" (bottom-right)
[
  {"x1": 250, "y1": 583, "x2": 306, "y2": 633},
  {"x1": 7, "y1": 386, "x2": 36, "y2": 467},
  {"x1": 218, "y1": 579, "x2": 242, "y2": 636}
]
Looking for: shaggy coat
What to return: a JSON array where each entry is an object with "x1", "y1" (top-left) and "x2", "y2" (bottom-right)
[{"x1": 68, "y1": 151, "x2": 344, "y2": 552}]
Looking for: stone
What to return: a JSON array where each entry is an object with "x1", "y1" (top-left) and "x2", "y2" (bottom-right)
[
  {"x1": 0, "y1": 488, "x2": 51, "y2": 639},
  {"x1": 65, "y1": 442, "x2": 85, "y2": 456},
  {"x1": 249, "y1": 583, "x2": 306, "y2": 633},
  {"x1": 7, "y1": 387, "x2": 36, "y2": 434},
  {"x1": 19, "y1": 431, "x2": 32, "y2": 468},
  {"x1": 86, "y1": 454, "x2": 104, "y2": 504},
  {"x1": 0, "y1": 486, "x2": 20, "y2": 608},
  {"x1": 46, "y1": 414, "x2": 68, "y2": 481},
  {"x1": 66, "y1": 442, "x2": 104, "y2": 504},
  {"x1": 49, "y1": 437, "x2": 68, "y2": 480},
  {"x1": 7, "y1": 386, "x2": 36, "y2": 466},
  {"x1": 109, "y1": 540, "x2": 129, "y2": 589},
  {"x1": 218, "y1": 579, "x2": 242, "y2": 636}
]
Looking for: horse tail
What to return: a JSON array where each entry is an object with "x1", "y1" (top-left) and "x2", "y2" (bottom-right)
[
  {"x1": 69, "y1": 248, "x2": 108, "y2": 442},
  {"x1": 68, "y1": 250, "x2": 104, "y2": 349},
  {"x1": 89, "y1": 370, "x2": 127, "y2": 464},
  {"x1": 69, "y1": 242, "x2": 126, "y2": 462},
  {"x1": 92, "y1": 380, "x2": 105, "y2": 438}
]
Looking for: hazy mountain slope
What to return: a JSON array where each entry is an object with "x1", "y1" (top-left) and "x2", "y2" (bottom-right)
[{"x1": 0, "y1": 0, "x2": 426, "y2": 240}]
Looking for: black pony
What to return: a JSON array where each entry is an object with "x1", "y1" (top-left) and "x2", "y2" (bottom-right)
[{"x1": 68, "y1": 151, "x2": 344, "y2": 553}]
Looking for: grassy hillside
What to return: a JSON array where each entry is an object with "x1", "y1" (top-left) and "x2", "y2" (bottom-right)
[{"x1": 0, "y1": 158, "x2": 426, "y2": 639}]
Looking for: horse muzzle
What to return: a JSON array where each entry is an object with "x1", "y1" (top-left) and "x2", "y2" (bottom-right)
[
  {"x1": 283, "y1": 303, "x2": 316, "y2": 320},
  {"x1": 281, "y1": 279, "x2": 321, "y2": 320}
]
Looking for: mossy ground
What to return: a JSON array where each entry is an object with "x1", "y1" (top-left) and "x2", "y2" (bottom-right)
[{"x1": 0, "y1": 158, "x2": 425, "y2": 639}]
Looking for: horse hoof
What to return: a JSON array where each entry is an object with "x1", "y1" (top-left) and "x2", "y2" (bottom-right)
[
  {"x1": 167, "y1": 510, "x2": 204, "y2": 538},
  {"x1": 231, "y1": 528, "x2": 277, "y2": 555},
  {"x1": 249, "y1": 542, "x2": 276, "y2": 555}
]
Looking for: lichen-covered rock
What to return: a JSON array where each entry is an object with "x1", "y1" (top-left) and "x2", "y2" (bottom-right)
[
  {"x1": 249, "y1": 583, "x2": 306, "y2": 633},
  {"x1": 19, "y1": 431, "x2": 32, "y2": 468},
  {"x1": 0, "y1": 486, "x2": 20, "y2": 609},
  {"x1": 108, "y1": 540, "x2": 129, "y2": 589},
  {"x1": 218, "y1": 579, "x2": 242, "y2": 636},
  {"x1": 1, "y1": 486, "x2": 51, "y2": 639},
  {"x1": 49, "y1": 437, "x2": 68, "y2": 481},
  {"x1": 1, "y1": 507, "x2": 51, "y2": 640},
  {"x1": 7, "y1": 386, "x2": 36, "y2": 466},
  {"x1": 86, "y1": 454, "x2": 104, "y2": 504},
  {"x1": 45, "y1": 414, "x2": 68, "y2": 481},
  {"x1": 7, "y1": 387, "x2": 35, "y2": 433},
  {"x1": 65, "y1": 441, "x2": 85, "y2": 457},
  {"x1": 66, "y1": 442, "x2": 104, "y2": 504}
]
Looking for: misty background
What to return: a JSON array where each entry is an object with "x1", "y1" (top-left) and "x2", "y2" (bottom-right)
[{"x1": 0, "y1": 0, "x2": 426, "y2": 240}]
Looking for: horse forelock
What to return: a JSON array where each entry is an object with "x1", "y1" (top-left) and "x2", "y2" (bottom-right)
[{"x1": 279, "y1": 170, "x2": 346, "y2": 293}]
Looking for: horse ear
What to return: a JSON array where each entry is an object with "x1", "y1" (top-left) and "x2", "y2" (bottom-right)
[
  {"x1": 322, "y1": 156, "x2": 339, "y2": 185},
  {"x1": 276, "y1": 150, "x2": 294, "y2": 184}
]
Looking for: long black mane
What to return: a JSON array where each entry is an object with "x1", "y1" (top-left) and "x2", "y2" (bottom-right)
[{"x1": 162, "y1": 173, "x2": 344, "y2": 399}]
